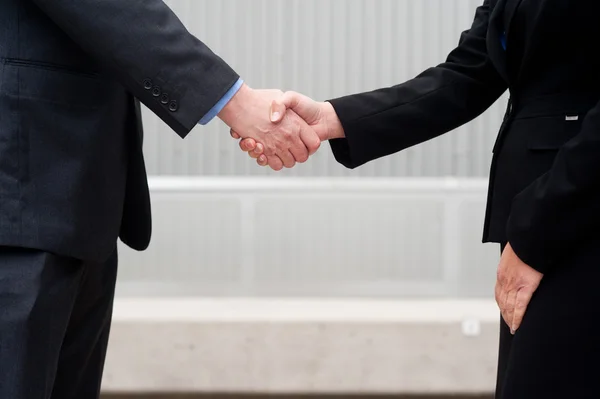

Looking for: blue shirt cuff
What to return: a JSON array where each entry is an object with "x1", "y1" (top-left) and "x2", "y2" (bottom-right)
[{"x1": 198, "y1": 78, "x2": 244, "y2": 125}]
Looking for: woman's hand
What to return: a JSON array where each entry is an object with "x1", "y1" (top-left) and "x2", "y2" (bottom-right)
[{"x1": 495, "y1": 243, "x2": 543, "y2": 334}]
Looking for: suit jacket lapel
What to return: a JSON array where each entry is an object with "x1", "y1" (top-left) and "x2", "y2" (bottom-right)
[
  {"x1": 516, "y1": 0, "x2": 548, "y2": 83},
  {"x1": 503, "y1": 0, "x2": 525, "y2": 40},
  {"x1": 486, "y1": 0, "x2": 509, "y2": 82}
]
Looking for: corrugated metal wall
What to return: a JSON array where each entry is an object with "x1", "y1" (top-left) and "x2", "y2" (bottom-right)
[
  {"x1": 117, "y1": 178, "x2": 499, "y2": 298},
  {"x1": 142, "y1": 0, "x2": 508, "y2": 178}
]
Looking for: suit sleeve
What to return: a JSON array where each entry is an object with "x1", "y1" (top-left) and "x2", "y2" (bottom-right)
[
  {"x1": 506, "y1": 102, "x2": 600, "y2": 273},
  {"x1": 31, "y1": 0, "x2": 240, "y2": 138},
  {"x1": 328, "y1": 0, "x2": 507, "y2": 168}
]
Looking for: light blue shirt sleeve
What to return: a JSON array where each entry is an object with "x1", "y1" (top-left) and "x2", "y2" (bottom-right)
[{"x1": 198, "y1": 78, "x2": 244, "y2": 125}]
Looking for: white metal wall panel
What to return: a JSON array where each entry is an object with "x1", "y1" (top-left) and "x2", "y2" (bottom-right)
[
  {"x1": 116, "y1": 178, "x2": 499, "y2": 298},
  {"x1": 253, "y1": 197, "x2": 445, "y2": 282},
  {"x1": 141, "y1": 0, "x2": 508, "y2": 178}
]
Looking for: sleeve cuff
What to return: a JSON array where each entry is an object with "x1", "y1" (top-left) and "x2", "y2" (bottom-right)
[
  {"x1": 198, "y1": 78, "x2": 244, "y2": 125},
  {"x1": 506, "y1": 206, "x2": 553, "y2": 274}
]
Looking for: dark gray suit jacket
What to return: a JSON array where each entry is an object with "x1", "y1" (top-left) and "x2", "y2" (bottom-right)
[{"x1": 0, "y1": 0, "x2": 240, "y2": 261}]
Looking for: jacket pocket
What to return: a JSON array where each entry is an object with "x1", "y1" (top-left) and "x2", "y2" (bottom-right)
[
  {"x1": 3, "y1": 58, "x2": 101, "y2": 79},
  {"x1": 3, "y1": 58, "x2": 112, "y2": 109},
  {"x1": 526, "y1": 115, "x2": 584, "y2": 151}
]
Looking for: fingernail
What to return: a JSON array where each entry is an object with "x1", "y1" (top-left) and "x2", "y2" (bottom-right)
[
  {"x1": 510, "y1": 328, "x2": 515, "y2": 335},
  {"x1": 270, "y1": 112, "x2": 281, "y2": 122}
]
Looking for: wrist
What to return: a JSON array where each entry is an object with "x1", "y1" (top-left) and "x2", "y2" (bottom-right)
[
  {"x1": 218, "y1": 83, "x2": 253, "y2": 129},
  {"x1": 321, "y1": 101, "x2": 345, "y2": 141}
]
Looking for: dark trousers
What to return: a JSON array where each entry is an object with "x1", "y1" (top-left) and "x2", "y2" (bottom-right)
[
  {"x1": 495, "y1": 239, "x2": 600, "y2": 398},
  {"x1": 0, "y1": 247, "x2": 118, "y2": 399}
]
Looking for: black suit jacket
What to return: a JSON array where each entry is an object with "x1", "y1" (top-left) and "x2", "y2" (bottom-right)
[
  {"x1": 0, "y1": 0, "x2": 239, "y2": 261},
  {"x1": 328, "y1": 0, "x2": 600, "y2": 273}
]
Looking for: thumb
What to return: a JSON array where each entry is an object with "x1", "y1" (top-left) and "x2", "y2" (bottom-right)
[
  {"x1": 271, "y1": 91, "x2": 318, "y2": 124},
  {"x1": 270, "y1": 98, "x2": 287, "y2": 123}
]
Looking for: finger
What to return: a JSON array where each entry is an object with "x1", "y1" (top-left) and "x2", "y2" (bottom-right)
[
  {"x1": 257, "y1": 154, "x2": 268, "y2": 167},
  {"x1": 505, "y1": 288, "x2": 518, "y2": 334},
  {"x1": 299, "y1": 124, "x2": 321, "y2": 156},
  {"x1": 288, "y1": 133, "x2": 309, "y2": 163},
  {"x1": 230, "y1": 130, "x2": 241, "y2": 140},
  {"x1": 495, "y1": 261, "x2": 506, "y2": 310},
  {"x1": 495, "y1": 281, "x2": 508, "y2": 324},
  {"x1": 248, "y1": 143, "x2": 264, "y2": 159},
  {"x1": 289, "y1": 145, "x2": 309, "y2": 163},
  {"x1": 268, "y1": 155, "x2": 285, "y2": 171},
  {"x1": 500, "y1": 287, "x2": 511, "y2": 327},
  {"x1": 278, "y1": 150, "x2": 296, "y2": 168},
  {"x1": 261, "y1": 143, "x2": 276, "y2": 157},
  {"x1": 239, "y1": 138, "x2": 257, "y2": 152},
  {"x1": 512, "y1": 288, "x2": 534, "y2": 334},
  {"x1": 495, "y1": 279, "x2": 503, "y2": 310},
  {"x1": 285, "y1": 113, "x2": 318, "y2": 158}
]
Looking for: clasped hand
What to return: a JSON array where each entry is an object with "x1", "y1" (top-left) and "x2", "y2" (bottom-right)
[{"x1": 226, "y1": 87, "x2": 344, "y2": 170}]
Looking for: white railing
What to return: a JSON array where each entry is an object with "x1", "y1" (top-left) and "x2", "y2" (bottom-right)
[{"x1": 116, "y1": 177, "x2": 500, "y2": 299}]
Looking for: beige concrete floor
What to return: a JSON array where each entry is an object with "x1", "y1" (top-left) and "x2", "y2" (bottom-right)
[{"x1": 103, "y1": 395, "x2": 493, "y2": 399}]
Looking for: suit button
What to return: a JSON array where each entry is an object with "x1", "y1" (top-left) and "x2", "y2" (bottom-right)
[
  {"x1": 160, "y1": 93, "x2": 169, "y2": 104},
  {"x1": 152, "y1": 86, "x2": 161, "y2": 97},
  {"x1": 168, "y1": 100, "x2": 178, "y2": 112},
  {"x1": 143, "y1": 79, "x2": 152, "y2": 90}
]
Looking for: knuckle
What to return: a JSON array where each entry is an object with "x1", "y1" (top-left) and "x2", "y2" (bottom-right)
[
  {"x1": 497, "y1": 270, "x2": 506, "y2": 283},
  {"x1": 295, "y1": 144, "x2": 308, "y2": 158},
  {"x1": 264, "y1": 145, "x2": 276, "y2": 156}
]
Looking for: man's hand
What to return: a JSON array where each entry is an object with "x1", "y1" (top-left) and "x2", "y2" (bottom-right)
[
  {"x1": 231, "y1": 91, "x2": 344, "y2": 168},
  {"x1": 495, "y1": 243, "x2": 543, "y2": 335},
  {"x1": 219, "y1": 85, "x2": 321, "y2": 171}
]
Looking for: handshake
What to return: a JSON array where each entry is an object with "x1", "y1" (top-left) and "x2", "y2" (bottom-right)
[{"x1": 218, "y1": 84, "x2": 345, "y2": 171}]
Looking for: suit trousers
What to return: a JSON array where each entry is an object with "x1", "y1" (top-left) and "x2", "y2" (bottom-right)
[
  {"x1": 0, "y1": 247, "x2": 118, "y2": 399},
  {"x1": 495, "y1": 239, "x2": 600, "y2": 398}
]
